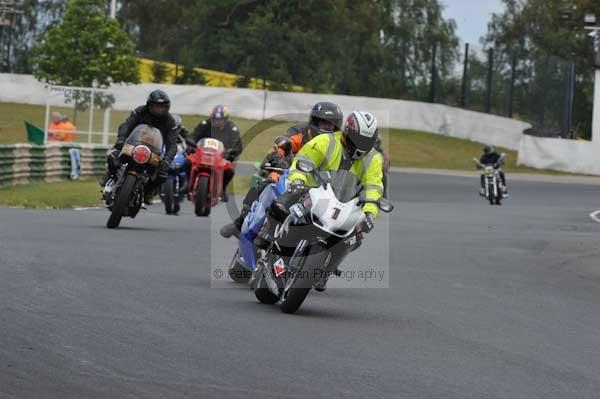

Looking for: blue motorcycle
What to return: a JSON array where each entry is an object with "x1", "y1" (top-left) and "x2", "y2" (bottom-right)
[
  {"x1": 160, "y1": 148, "x2": 188, "y2": 215},
  {"x1": 228, "y1": 170, "x2": 289, "y2": 283}
]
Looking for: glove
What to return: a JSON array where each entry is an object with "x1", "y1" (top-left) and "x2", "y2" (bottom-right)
[
  {"x1": 360, "y1": 212, "x2": 375, "y2": 234},
  {"x1": 225, "y1": 149, "x2": 236, "y2": 162},
  {"x1": 185, "y1": 145, "x2": 196, "y2": 155},
  {"x1": 288, "y1": 179, "x2": 305, "y2": 195},
  {"x1": 158, "y1": 160, "x2": 169, "y2": 179},
  {"x1": 114, "y1": 140, "x2": 125, "y2": 151},
  {"x1": 108, "y1": 148, "x2": 120, "y2": 159}
]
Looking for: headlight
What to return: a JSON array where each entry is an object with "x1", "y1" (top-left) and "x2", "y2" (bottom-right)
[
  {"x1": 484, "y1": 166, "x2": 494, "y2": 174},
  {"x1": 132, "y1": 145, "x2": 152, "y2": 164}
]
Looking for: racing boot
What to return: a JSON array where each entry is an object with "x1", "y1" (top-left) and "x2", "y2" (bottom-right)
[
  {"x1": 143, "y1": 190, "x2": 154, "y2": 206},
  {"x1": 220, "y1": 223, "x2": 240, "y2": 239},
  {"x1": 99, "y1": 169, "x2": 112, "y2": 187},
  {"x1": 219, "y1": 205, "x2": 250, "y2": 239}
]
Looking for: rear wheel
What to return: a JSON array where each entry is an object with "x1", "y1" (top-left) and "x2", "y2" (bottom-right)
[
  {"x1": 162, "y1": 179, "x2": 175, "y2": 214},
  {"x1": 107, "y1": 174, "x2": 137, "y2": 229},
  {"x1": 194, "y1": 176, "x2": 211, "y2": 217}
]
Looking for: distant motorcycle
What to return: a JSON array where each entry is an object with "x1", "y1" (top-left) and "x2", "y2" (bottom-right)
[
  {"x1": 252, "y1": 159, "x2": 393, "y2": 314},
  {"x1": 187, "y1": 138, "x2": 229, "y2": 217},
  {"x1": 473, "y1": 153, "x2": 506, "y2": 206},
  {"x1": 227, "y1": 168, "x2": 289, "y2": 284},
  {"x1": 103, "y1": 124, "x2": 163, "y2": 228},
  {"x1": 160, "y1": 146, "x2": 187, "y2": 215}
]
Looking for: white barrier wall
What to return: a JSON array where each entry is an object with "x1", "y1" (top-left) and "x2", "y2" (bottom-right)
[
  {"x1": 0, "y1": 73, "x2": 528, "y2": 150},
  {"x1": 265, "y1": 91, "x2": 529, "y2": 150},
  {"x1": 517, "y1": 135, "x2": 600, "y2": 175}
]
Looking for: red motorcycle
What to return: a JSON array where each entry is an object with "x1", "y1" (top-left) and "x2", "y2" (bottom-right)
[{"x1": 188, "y1": 138, "x2": 231, "y2": 216}]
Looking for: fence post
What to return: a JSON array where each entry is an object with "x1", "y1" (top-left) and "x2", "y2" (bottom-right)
[
  {"x1": 508, "y1": 53, "x2": 516, "y2": 118},
  {"x1": 460, "y1": 43, "x2": 469, "y2": 108},
  {"x1": 429, "y1": 42, "x2": 437, "y2": 103},
  {"x1": 561, "y1": 62, "x2": 576, "y2": 137},
  {"x1": 102, "y1": 108, "x2": 111, "y2": 146},
  {"x1": 44, "y1": 101, "x2": 50, "y2": 144},
  {"x1": 262, "y1": 89, "x2": 268, "y2": 120},
  {"x1": 88, "y1": 88, "x2": 95, "y2": 144},
  {"x1": 485, "y1": 48, "x2": 494, "y2": 113}
]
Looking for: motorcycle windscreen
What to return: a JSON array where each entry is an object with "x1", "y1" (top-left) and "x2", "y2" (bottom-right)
[
  {"x1": 126, "y1": 124, "x2": 163, "y2": 154},
  {"x1": 328, "y1": 169, "x2": 361, "y2": 203},
  {"x1": 197, "y1": 138, "x2": 225, "y2": 154}
]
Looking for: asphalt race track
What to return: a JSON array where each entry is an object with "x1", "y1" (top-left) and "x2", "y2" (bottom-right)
[{"x1": 1, "y1": 172, "x2": 600, "y2": 398}]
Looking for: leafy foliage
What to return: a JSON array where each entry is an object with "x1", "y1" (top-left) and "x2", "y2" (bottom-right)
[
  {"x1": 118, "y1": 0, "x2": 459, "y2": 99},
  {"x1": 151, "y1": 61, "x2": 169, "y2": 83},
  {"x1": 32, "y1": 0, "x2": 139, "y2": 88},
  {"x1": 482, "y1": 0, "x2": 600, "y2": 136}
]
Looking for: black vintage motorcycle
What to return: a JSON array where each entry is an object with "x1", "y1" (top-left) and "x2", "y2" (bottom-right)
[
  {"x1": 473, "y1": 153, "x2": 507, "y2": 206},
  {"x1": 103, "y1": 125, "x2": 163, "y2": 228}
]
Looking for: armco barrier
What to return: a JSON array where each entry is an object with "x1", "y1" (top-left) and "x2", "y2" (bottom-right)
[
  {"x1": 0, "y1": 143, "x2": 108, "y2": 186},
  {"x1": 517, "y1": 135, "x2": 600, "y2": 175}
]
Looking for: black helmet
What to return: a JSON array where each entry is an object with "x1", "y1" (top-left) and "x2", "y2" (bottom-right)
[
  {"x1": 147, "y1": 89, "x2": 171, "y2": 118},
  {"x1": 483, "y1": 145, "x2": 493, "y2": 154},
  {"x1": 274, "y1": 135, "x2": 292, "y2": 157},
  {"x1": 309, "y1": 102, "x2": 343, "y2": 134},
  {"x1": 342, "y1": 111, "x2": 379, "y2": 160}
]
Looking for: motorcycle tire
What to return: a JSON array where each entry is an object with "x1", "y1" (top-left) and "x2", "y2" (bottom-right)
[
  {"x1": 107, "y1": 174, "x2": 136, "y2": 229},
  {"x1": 194, "y1": 175, "x2": 211, "y2": 217},
  {"x1": 229, "y1": 254, "x2": 252, "y2": 284},
  {"x1": 279, "y1": 245, "x2": 327, "y2": 314},
  {"x1": 488, "y1": 184, "x2": 495, "y2": 206},
  {"x1": 162, "y1": 180, "x2": 175, "y2": 215},
  {"x1": 254, "y1": 270, "x2": 279, "y2": 304}
]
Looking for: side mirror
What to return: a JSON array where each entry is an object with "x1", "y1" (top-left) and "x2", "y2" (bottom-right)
[
  {"x1": 378, "y1": 198, "x2": 394, "y2": 213},
  {"x1": 296, "y1": 159, "x2": 315, "y2": 173}
]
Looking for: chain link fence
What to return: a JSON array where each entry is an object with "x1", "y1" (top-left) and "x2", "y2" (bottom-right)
[{"x1": 431, "y1": 43, "x2": 594, "y2": 140}]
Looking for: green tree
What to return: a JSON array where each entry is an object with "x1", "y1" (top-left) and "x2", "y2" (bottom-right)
[
  {"x1": 32, "y1": 0, "x2": 139, "y2": 88},
  {"x1": 180, "y1": 62, "x2": 207, "y2": 85},
  {"x1": 151, "y1": 60, "x2": 168, "y2": 83},
  {"x1": 483, "y1": 0, "x2": 600, "y2": 136}
]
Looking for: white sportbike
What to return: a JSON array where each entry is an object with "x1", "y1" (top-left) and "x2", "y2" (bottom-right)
[{"x1": 252, "y1": 159, "x2": 393, "y2": 314}]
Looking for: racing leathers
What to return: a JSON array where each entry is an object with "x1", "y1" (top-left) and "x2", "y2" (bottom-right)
[
  {"x1": 258, "y1": 131, "x2": 384, "y2": 284},
  {"x1": 188, "y1": 118, "x2": 242, "y2": 197}
]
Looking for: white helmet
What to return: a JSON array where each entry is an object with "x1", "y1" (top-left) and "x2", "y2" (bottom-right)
[{"x1": 342, "y1": 111, "x2": 379, "y2": 160}]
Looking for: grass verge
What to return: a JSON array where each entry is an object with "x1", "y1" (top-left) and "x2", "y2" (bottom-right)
[
  {"x1": 0, "y1": 101, "x2": 580, "y2": 208},
  {"x1": 0, "y1": 179, "x2": 103, "y2": 208},
  {"x1": 0, "y1": 176, "x2": 251, "y2": 209}
]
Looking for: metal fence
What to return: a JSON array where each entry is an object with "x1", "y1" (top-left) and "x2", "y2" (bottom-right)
[{"x1": 431, "y1": 43, "x2": 593, "y2": 140}]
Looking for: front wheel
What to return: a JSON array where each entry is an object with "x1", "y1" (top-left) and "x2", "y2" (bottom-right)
[
  {"x1": 254, "y1": 270, "x2": 279, "y2": 304},
  {"x1": 162, "y1": 179, "x2": 175, "y2": 214},
  {"x1": 194, "y1": 175, "x2": 211, "y2": 217},
  {"x1": 228, "y1": 250, "x2": 252, "y2": 283},
  {"x1": 279, "y1": 245, "x2": 328, "y2": 314},
  {"x1": 107, "y1": 174, "x2": 137, "y2": 228},
  {"x1": 487, "y1": 183, "x2": 495, "y2": 206}
]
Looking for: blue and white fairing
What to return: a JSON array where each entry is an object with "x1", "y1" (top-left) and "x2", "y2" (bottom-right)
[{"x1": 238, "y1": 170, "x2": 289, "y2": 271}]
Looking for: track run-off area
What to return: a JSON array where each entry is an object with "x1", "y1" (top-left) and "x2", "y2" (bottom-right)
[{"x1": 1, "y1": 171, "x2": 600, "y2": 398}]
